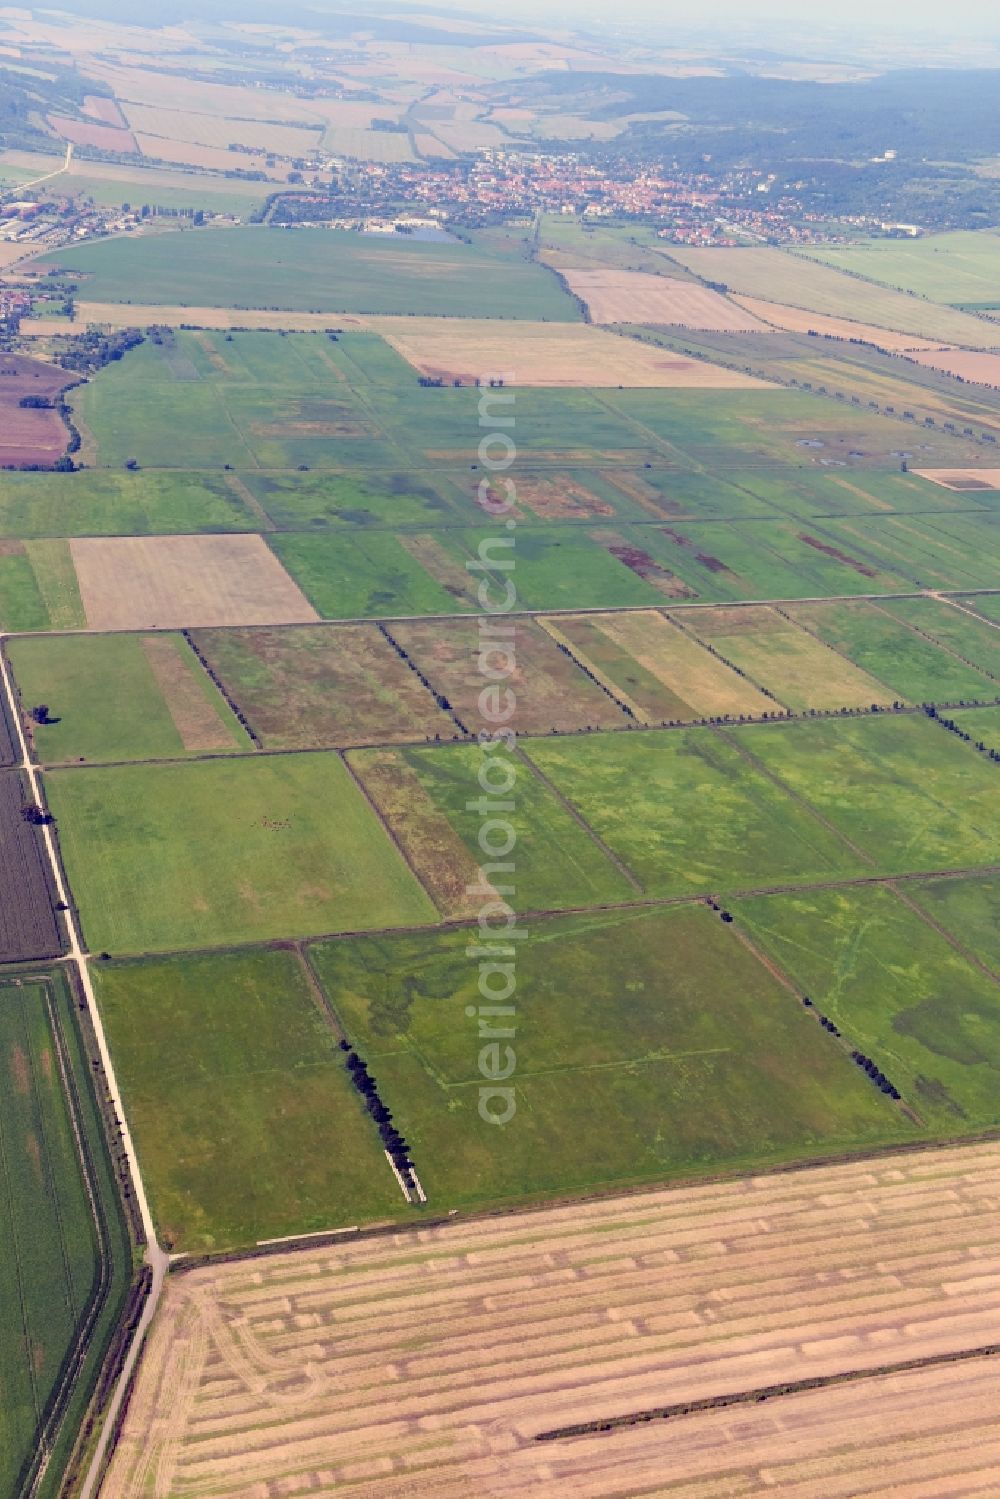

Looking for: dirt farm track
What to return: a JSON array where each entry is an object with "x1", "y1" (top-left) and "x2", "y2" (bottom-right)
[{"x1": 103, "y1": 1141, "x2": 1000, "y2": 1497}]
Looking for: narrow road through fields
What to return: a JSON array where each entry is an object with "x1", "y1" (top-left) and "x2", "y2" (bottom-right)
[{"x1": 0, "y1": 638, "x2": 168, "y2": 1499}]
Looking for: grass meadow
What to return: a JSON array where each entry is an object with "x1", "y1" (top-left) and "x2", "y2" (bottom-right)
[
  {"x1": 309, "y1": 905, "x2": 908, "y2": 1210},
  {"x1": 736, "y1": 884, "x2": 1000, "y2": 1132},
  {"x1": 44, "y1": 752, "x2": 436, "y2": 953},
  {"x1": 10, "y1": 632, "x2": 250, "y2": 764},
  {"x1": 93, "y1": 948, "x2": 406, "y2": 1251}
]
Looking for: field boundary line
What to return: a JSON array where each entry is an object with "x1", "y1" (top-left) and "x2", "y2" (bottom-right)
[
  {"x1": 866, "y1": 597, "x2": 1000, "y2": 682},
  {"x1": 773, "y1": 600, "x2": 905, "y2": 702},
  {"x1": 535, "y1": 1340, "x2": 1000, "y2": 1445},
  {"x1": 291, "y1": 944, "x2": 417, "y2": 1204},
  {"x1": 76, "y1": 861, "x2": 1000, "y2": 968},
  {"x1": 337, "y1": 748, "x2": 451, "y2": 919},
  {"x1": 716, "y1": 724, "x2": 877, "y2": 868},
  {"x1": 513, "y1": 743, "x2": 644, "y2": 894},
  {"x1": 377, "y1": 621, "x2": 472, "y2": 736},
  {"x1": 8, "y1": 587, "x2": 1000, "y2": 642},
  {"x1": 887, "y1": 881, "x2": 1000, "y2": 985},
  {"x1": 222, "y1": 473, "x2": 277, "y2": 531},
  {"x1": 536, "y1": 615, "x2": 641, "y2": 721},
  {"x1": 937, "y1": 593, "x2": 1000, "y2": 630}
]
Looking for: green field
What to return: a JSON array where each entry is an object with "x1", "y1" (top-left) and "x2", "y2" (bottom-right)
[
  {"x1": 947, "y1": 704, "x2": 1000, "y2": 751},
  {"x1": 905, "y1": 873, "x2": 1000, "y2": 974},
  {"x1": 0, "y1": 974, "x2": 131, "y2": 1499},
  {"x1": 240, "y1": 470, "x2": 460, "y2": 530},
  {"x1": 0, "y1": 470, "x2": 258, "y2": 537},
  {"x1": 877, "y1": 596, "x2": 1000, "y2": 681},
  {"x1": 9, "y1": 632, "x2": 251, "y2": 764},
  {"x1": 308, "y1": 905, "x2": 908, "y2": 1209},
  {"x1": 35, "y1": 225, "x2": 579, "y2": 318},
  {"x1": 350, "y1": 741, "x2": 635, "y2": 912},
  {"x1": 803, "y1": 230, "x2": 1000, "y2": 306},
  {"x1": 523, "y1": 727, "x2": 865, "y2": 896},
  {"x1": 736, "y1": 713, "x2": 1000, "y2": 873},
  {"x1": 93, "y1": 949, "x2": 407, "y2": 1251},
  {"x1": 44, "y1": 752, "x2": 436, "y2": 953},
  {"x1": 788, "y1": 600, "x2": 999, "y2": 702},
  {"x1": 0, "y1": 541, "x2": 86, "y2": 633},
  {"x1": 736, "y1": 884, "x2": 1000, "y2": 1132},
  {"x1": 267, "y1": 531, "x2": 472, "y2": 618}
]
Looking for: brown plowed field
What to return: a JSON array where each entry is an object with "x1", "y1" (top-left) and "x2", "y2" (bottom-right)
[
  {"x1": 0, "y1": 354, "x2": 75, "y2": 468},
  {"x1": 69, "y1": 535, "x2": 319, "y2": 630},
  {"x1": 47, "y1": 114, "x2": 138, "y2": 153},
  {"x1": 103, "y1": 1141, "x2": 1000, "y2": 1498},
  {"x1": 75, "y1": 303, "x2": 370, "y2": 331},
  {"x1": 563, "y1": 269, "x2": 767, "y2": 329},
  {"x1": 906, "y1": 347, "x2": 1000, "y2": 385},
  {"x1": 0, "y1": 770, "x2": 62, "y2": 961}
]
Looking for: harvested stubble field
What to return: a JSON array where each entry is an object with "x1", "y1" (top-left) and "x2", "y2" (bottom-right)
[
  {"x1": 102, "y1": 1142, "x2": 1000, "y2": 1498},
  {"x1": 915, "y1": 466, "x2": 1000, "y2": 490},
  {"x1": 75, "y1": 303, "x2": 370, "y2": 332},
  {"x1": 389, "y1": 615, "x2": 629, "y2": 734},
  {"x1": 68, "y1": 534, "x2": 319, "y2": 631},
  {"x1": 371, "y1": 318, "x2": 774, "y2": 387},
  {"x1": 190, "y1": 623, "x2": 458, "y2": 749},
  {"x1": 0, "y1": 770, "x2": 62, "y2": 961},
  {"x1": 560, "y1": 268, "x2": 766, "y2": 329},
  {"x1": 0, "y1": 353, "x2": 75, "y2": 467},
  {"x1": 540, "y1": 609, "x2": 774, "y2": 723},
  {"x1": 47, "y1": 113, "x2": 137, "y2": 153},
  {"x1": 727, "y1": 294, "x2": 944, "y2": 351}
]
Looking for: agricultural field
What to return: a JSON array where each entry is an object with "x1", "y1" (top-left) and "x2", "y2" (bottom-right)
[
  {"x1": 43, "y1": 751, "x2": 436, "y2": 953},
  {"x1": 679, "y1": 605, "x2": 905, "y2": 711},
  {"x1": 190, "y1": 623, "x2": 459, "y2": 748},
  {"x1": 239, "y1": 470, "x2": 460, "y2": 531},
  {"x1": 311, "y1": 905, "x2": 904, "y2": 1209},
  {"x1": 8, "y1": 632, "x2": 251, "y2": 764},
  {"x1": 727, "y1": 295, "x2": 944, "y2": 351},
  {"x1": 99, "y1": 1142, "x2": 1000, "y2": 1499},
  {"x1": 662, "y1": 246, "x2": 1000, "y2": 346},
  {"x1": 554, "y1": 269, "x2": 766, "y2": 329},
  {"x1": 389, "y1": 615, "x2": 629, "y2": 733},
  {"x1": 0, "y1": 540, "x2": 85, "y2": 632},
  {"x1": 735, "y1": 712, "x2": 1000, "y2": 873},
  {"x1": 736, "y1": 884, "x2": 1000, "y2": 1131},
  {"x1": 371, "y1": 317, "x2": 773, "y2": 387},
  {"x1": 68, "y1": 534, "x2": 318, "y2": 630},
  {"x1": 803, "y1": 229, "x2": 1000, "y2": 306},
  {"x1": 348, "y1": 741, "x2": 635, "y2": 914},
  {"x1": 905, "y1": 871, "x2": 1000, "y2": 973},
  {"x1": 905, "y1": 347, "x2": 1000, "y2": 384},
  {"x1": 787, "y1": 598, "x2": 1000, "y2": 702},
  {"x1": 0, "y1": 470, "x2": 259, "y2": 538},
  {"x1": 0, "y1": 771, "x2": 63, "y2": 962},
  {"x1": 0, "y1": 972, "x2": 130, "y2": 1499},
  {"x1": 524, "y1": 727, "x2": 866, "y2": 896},
  {"x1": 539, "y1": 609, "x2": 774, "y2": 722},
  {"x1": 32, "y1": 227, "x2": 580, "y2": 319},
  {"x1": 0, "y1": 353, "x2": 75, "y2": 468},
  {"x1": 92, "y1": 948, "x2": 406, "y2": 1251}
]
